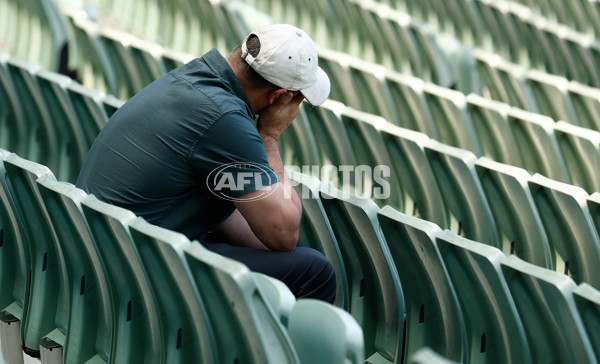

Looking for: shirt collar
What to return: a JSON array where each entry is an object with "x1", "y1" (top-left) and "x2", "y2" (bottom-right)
[{"x1": 202, "y1": 48, "x2": 255, "y2": 119}]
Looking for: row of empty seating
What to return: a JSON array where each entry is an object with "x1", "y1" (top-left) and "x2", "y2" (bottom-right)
[
  {"x1": 383, "y1": 0, "x2": 600, "y2": 88},
  {"x1": 4, "y1": 48, "x2": 600, "y2": 292},
  {"x1": 474, "y1": 48, "x2": 600, "y2": 132},
  {"x1": 243, "y1": 0, "x2": 455, "y2": 87},
  {"x1": 508, "y1": 0, "x2": 600, "y2": 38},
  {"x1": 3, "y1": 146, "x2": 599, "y2": 363},
  {"x1": 318, "y1": 50, "x2": 600, "y2": 196},
  {"x1": 37, "y1": 11, "x2": 600, "y2": 199},
  {"x1": 2, "y1": 0, "x2": 600, "y2": 362},
  {"x1": 288, "y1": 168, "x2": 600, "y2": 363},
  {"x1": 281, "y1": 99, "x2": 600, "y2": 290},
  {"x1": 0, "y1": 0, "x2": 68, "y2": 71},
  {"x1": 0, "y1": 150, "x2": 365, "y2": 364}
]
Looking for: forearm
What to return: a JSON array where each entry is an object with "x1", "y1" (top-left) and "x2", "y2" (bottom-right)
[
  {"x1": 261, "y1": 134, "x2": 302, "y2": 217},
  {"x1": 214, "y1": 209, "x2": 269, "y2": 250}
]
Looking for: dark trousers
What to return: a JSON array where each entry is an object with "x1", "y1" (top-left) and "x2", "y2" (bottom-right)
[{"x1": 202, "y1": 241, "x2": 337, "y2": 304}]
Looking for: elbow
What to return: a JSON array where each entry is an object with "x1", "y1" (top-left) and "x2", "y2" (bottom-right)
[{"x1": 266, "y1": 226, "x2": 299, "y2": 252}]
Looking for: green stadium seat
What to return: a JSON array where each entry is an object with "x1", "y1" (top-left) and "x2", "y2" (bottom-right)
[
  {"x1": 305, "y1": 101, "x2": 356, "y2": 184},
  {"x1": 377, "y1": 207, "x2": 466, "y2": 363},
  {"x1": 128, "y1": 36, "x2": 168, "y2": 87},
  {"x1": 287, "y1": 299, "x2": 365, "y2": 364},
  {"x1": 287, "y1": 170, "x2": 350, "y2": 309},
  {"x1": 319, "y1": 184, "x2": 404, "y2": 364},
  {"x1": 384, "y1": 72, "x2": 437, "y2": 136},
  {"x1": 159, "y1": 48, "x2": 195, "y2": 73},
  {"x1": 410, "y1": 25, "x2": 454, "y2": 87},
  {"x1": 3, "y1": 154, "x2": 66, "y2": 356},
  {"x1": 501, "y1": 255, "x2": 597, "y2": 363},
  {"x1": 5, "y1": 57, "x2": 58, "y2": 171},
  {"x1": 524, "y1": 69, "x2": 579, "y2": 125},
  {"x1": 352, "y1": 2, "x2": 402, "y2": 71},
  {"x1": 554, "y1": 121, "x2": 600, "y2": 194},
  {"x1": 475, "y1": 157, "x2": 552, "y2": 268},
  {"x1": 183, "y1": 243, "x2": 300, "y2": 363},
  {"x1": 573, "y1": 283, "x2": 600, "y2": 360},
  {"x1": 252, "y1": 273, "x2": 296, "y2": 326},
  {"x1": 0, "y1": 151, "x2": 29, "y2": 364},
  {"x1": 379, "y1": 123, "x2": 447, "y2": 226},
  {"x1": 408, "y1": 347, "x2": 459, "y2": 364},
  {"x1": 317, "y1": 49, "x2": 362, "y2": 109},
  {"x1": 0, "y1": 53, "x2": 26, "y2": 156},
  {"x1": 80, "y1": 195, "x2": 163, "y2": 364},
  {"x1": 347, "y1": 60, "x2": 399, "y2": 123},
  {"x1": 279, "y1": 104, "x2": 320, "y2": 168},
  {"x1": 99, "y1": 94, "x2": 125, "y2": 119},
  {"x1": 34, "y1": 70, "x2": 88, "y2": 183},
  {"x1": 379, "y1": 11, "x2": 425, "y2": 77},
  {"x1": 567, "y1": 81, "x2": 600, "y2": 132},
  {"x1": 582, "y1": 0, "x2": 600, "y2": 38},
  {"x1": 473, "y1": 49, "x2": 509, "y2": 102},
  {"x1": 422, "y1": 83, "x2": 481, "y2": 155},
  {"x1": 528, "y1": 173, "x2": 600, "y2": 287},
  {"x1": 424, "y1": 140, "x2": 498, "y2": 246},
  {"x1": 98, "y1": 29, "x2": 141, "y2": 99},
  {"x1": 561, "y1": 30, "x2": 600, "y2": 87},
  {"x1": 507, "y1": 108, "x2": 570, "y2": 183},
  {"x1": 436, "y1": 231, "x2": 531, "y2": 363},
  {"x1": 127, "y1": 217, "x2": 218, "y2": 363},
  {"x1": 340, "y1": 107, "x2": 404, "y2": 210},
  {"x1": 64, "y1": 81, "x2": 108, "y2": 149},
  {"x1": 492, "y1": 56, "x2": 537, "y2": 111},
  {"x1": 35, "y1": 176, "x2": 112, "y2": 363},
  {"x1": 67, "y1": 14, "x2": 117, "y2": 95},
  {"x1": 465, "y1": 94, "x2": 522, "y2": 166},
  {"x1": 586, "y1": 192, "x2": 600, "y2": 249}
]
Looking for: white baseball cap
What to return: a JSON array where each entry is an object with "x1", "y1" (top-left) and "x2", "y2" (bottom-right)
[{"x1": 241, "y1": 24, "x2": 330, "y2": 106}]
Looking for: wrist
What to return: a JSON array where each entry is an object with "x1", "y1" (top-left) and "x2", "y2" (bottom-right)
[{"x1": 260, "y1": 132, "x2": 280, "y2": 143}]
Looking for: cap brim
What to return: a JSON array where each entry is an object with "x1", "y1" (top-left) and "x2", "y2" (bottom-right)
[{"x1": 301, "y1": 67, "x2": 330, "y2": 106}]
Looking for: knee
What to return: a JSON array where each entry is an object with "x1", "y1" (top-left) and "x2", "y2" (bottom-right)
[{"x1": 294, "y1": 248, "x2": 337, "y2": 304}]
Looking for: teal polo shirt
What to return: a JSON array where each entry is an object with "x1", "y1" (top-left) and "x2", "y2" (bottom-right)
[{"x1": 76, "y1": 48, "x2": 278, "y2": 240}]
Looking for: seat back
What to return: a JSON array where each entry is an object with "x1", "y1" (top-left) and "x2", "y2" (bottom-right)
[
  {"x1": 5, "y1": 58, "x2": 58, "y2": 169},
  {"x1": 288, "y1": 170, "x2": 349, "y2": 309},
  {"x1": 36, "y1": 176, "x2": 112, "y2": 363},
  {"x1": 0, "y1": 53, "x2": 26, "y2": 156},
  {"x1": 183, "y1": 243, "x2": 300, "y2": 364},
  {"x1": 287, "y1": 299, "x2": 364, "y2": 364},
  {"x1": 319, "y1": 184, "x2": 404, "y2": 363},
  {"x1": 127, "y1": 217, "x2": 217, "y2": 363},
  {"x1": 34, "y1": 70, "x2": 88, "y2": 183},
  {"x1": 80, "y1": 195, "x2": 163, "y2": 364},
  {"x1": 3, "y1": 154, "x2": 67, "y2": 353},
  {"x1": 340, "y1": 107, "x2": 404, "y2": 210},
  {"x1": 553, "y1": 120, "x2": 600, "y2": 194},
  {"x1": 573, "y1": 283, "x2": 600, "y2": 360},
  {"x1": 422, "y1": 83, "x2": 481, "y2": 155},
  {"x1": 424, "y1": 140, "x2": 498, "y2": 246},
  {"x1": 0, "y1": 152, "x2": 29, "y2": 321},
  {"x1": 465, "y1": 94, "x2": 522, "y2": 166},
  {"x1": 436, "y1": 231, "x2": 531, "y2": 363},
  {"x1": 528, "y1": 173, "x2": 600, "y2": 287},
  {"x1": 377, "y1": 207, "x2": 465, "y2": 363},
  {"x1": 379, "y1": 123, "x2": 447, "y2": 226},
  {"x1": 501, "y1": 255, "x2": 596, "y2": 363},
  {"x1": 475, "y1": 157, "x2": 552, "y2": 268},
  {"x1": 252, "y1": 273, "x2": 296, "y2": 327},
  {"x1": 507, "y1": 108, "x2": 569, "y2": 183}
]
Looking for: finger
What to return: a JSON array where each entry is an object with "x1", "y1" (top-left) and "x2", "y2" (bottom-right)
[
  {"x1": 290, "y1": 92, "x2": 305, "y2": 105},
  {"x1": 274, "y1": 91, "x2": 293, "y2": 106}
]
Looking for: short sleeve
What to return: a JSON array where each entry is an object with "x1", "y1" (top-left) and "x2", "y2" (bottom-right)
[{"x1": 191, "y1": 112, "x2": 279, "y2": 200}]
